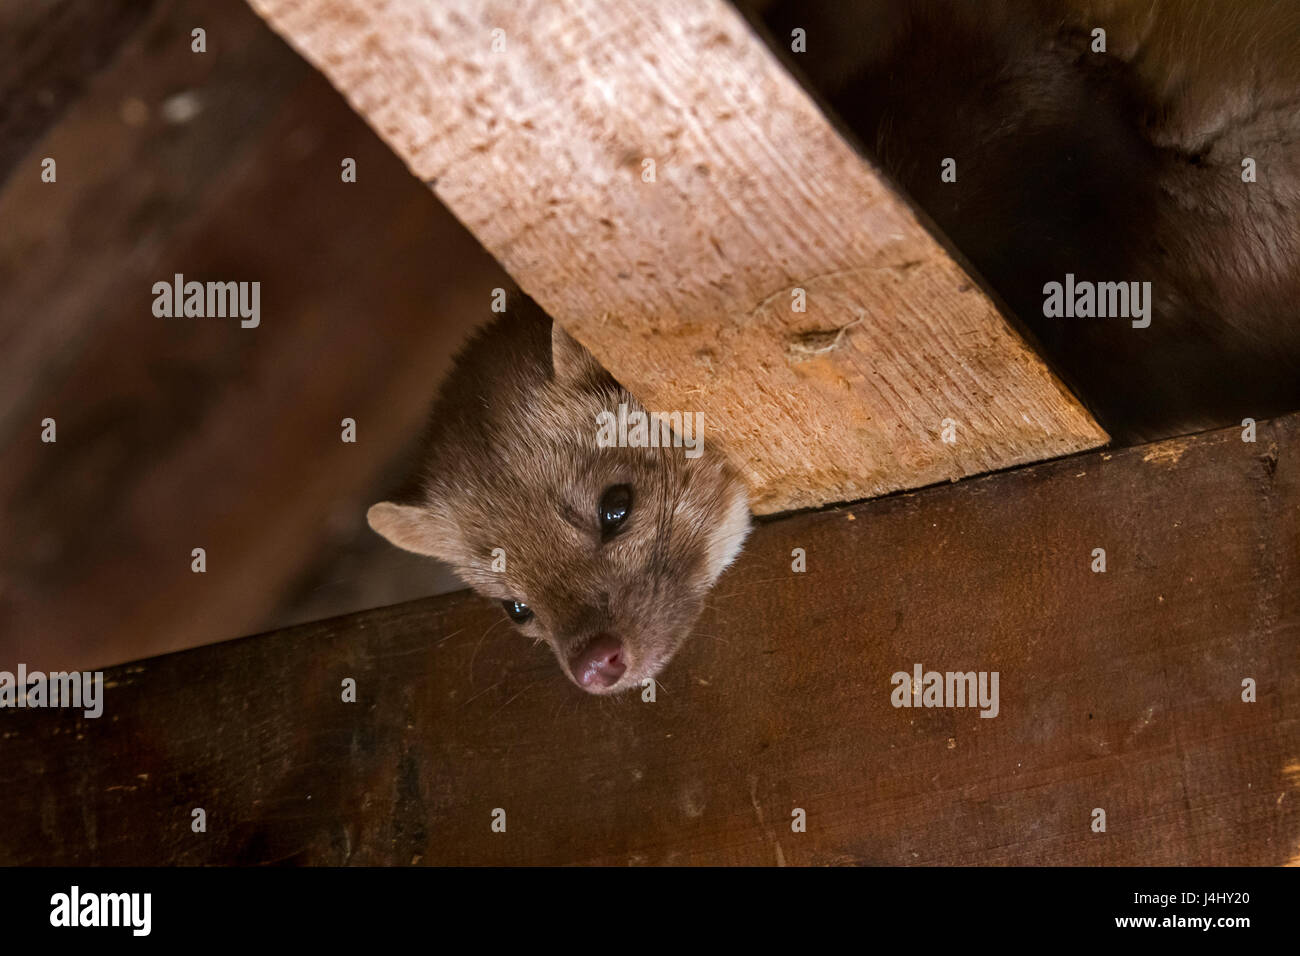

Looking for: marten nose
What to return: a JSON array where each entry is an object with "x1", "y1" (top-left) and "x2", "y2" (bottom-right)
[{"x1": 568, "y1": 634, "x2": 626, "y2": 689}]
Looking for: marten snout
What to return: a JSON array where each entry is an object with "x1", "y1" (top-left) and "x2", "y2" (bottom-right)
[{"x1": 568, "y1": 633, "x2": 626, "y2": 690}]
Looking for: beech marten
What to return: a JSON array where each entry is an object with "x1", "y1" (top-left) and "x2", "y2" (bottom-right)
[{"x1": 367, "y1": 297, "x2": 751, "y2": 695}]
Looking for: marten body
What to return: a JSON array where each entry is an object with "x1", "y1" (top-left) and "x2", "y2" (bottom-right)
[{"x1": 763, "y1": 0, "x2": 1300, "y2": 440}]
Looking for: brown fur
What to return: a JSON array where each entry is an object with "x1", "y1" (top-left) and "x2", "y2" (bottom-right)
[{"x1": 368, "y1": 297, "x2": 751, "y2": 694}]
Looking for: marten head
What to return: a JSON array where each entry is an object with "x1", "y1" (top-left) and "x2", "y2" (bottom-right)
[{"x1": 368, "y1": 311, "x2": 751, "y2": 695}]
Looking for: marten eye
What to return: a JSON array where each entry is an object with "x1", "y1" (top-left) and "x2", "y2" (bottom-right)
[
  {"x1": 599, "y1": 484, "x2": 633, "y2": 536},
  {"x1": 502, "y1": 599, "x2": 533, "y2": 623}
]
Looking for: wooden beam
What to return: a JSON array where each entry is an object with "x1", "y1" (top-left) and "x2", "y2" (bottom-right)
[
  {"x1": 3, "y1": 413, "x2": 1295, "y2": 865},
  {"x1": 245, "y1": 0, "x2": 1108, "y2": 514}
]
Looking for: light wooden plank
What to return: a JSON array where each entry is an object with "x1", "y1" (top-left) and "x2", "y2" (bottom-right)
[{"x1": 245, "y1": 0, "x2": 1108, "y2": 513}]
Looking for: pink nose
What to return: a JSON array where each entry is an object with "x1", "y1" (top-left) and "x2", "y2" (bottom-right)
[{"x1": 568, "y1": 634, "x2": 626, "y2": 689}]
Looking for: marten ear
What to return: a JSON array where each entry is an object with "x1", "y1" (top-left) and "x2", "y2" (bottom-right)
[
  {"x1": 366, "y1": 501, "x2": 460, "y2": 561},
  {"x1": 551, "y1": 321, "x2": 608, "y2": 386}
]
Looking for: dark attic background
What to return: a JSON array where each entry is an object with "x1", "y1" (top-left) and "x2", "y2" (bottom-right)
[
  {"x1": 4, "y1": 0, "x2": 1295, "y2": 672},
  {"x1": 1, "y1": 0, "x2": 501, "y2": 671}
]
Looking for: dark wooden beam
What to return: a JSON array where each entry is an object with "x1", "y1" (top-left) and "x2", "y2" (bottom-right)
[{"x1": 3, "y1": 412, "x2": 1295, "y2": 865}]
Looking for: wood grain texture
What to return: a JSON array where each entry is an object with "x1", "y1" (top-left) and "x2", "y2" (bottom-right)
[
  {"x1": 3, "y1": 413, "x2": 1295, "y2": 866},
  {"x1": 245, "y1": 0, "x2": 1108, "y2": 514}
]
